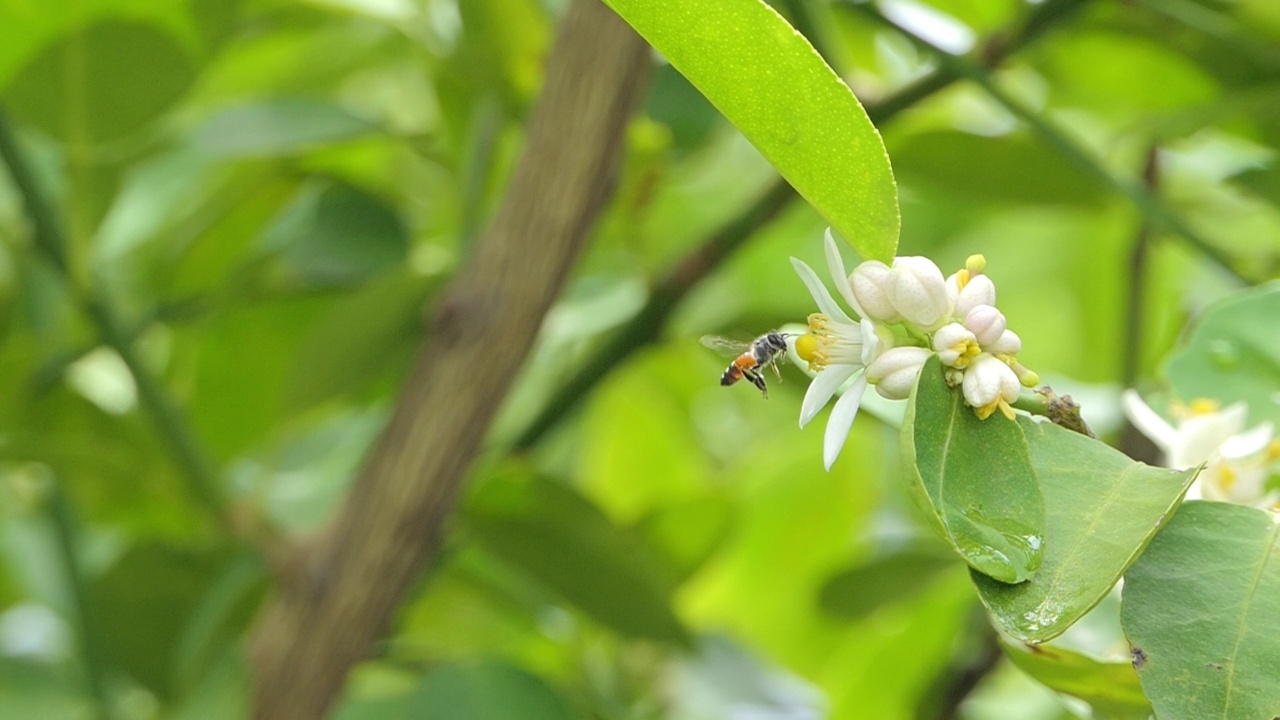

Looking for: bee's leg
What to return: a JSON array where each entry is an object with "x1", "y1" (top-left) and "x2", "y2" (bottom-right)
[
  {"x1": 769, "y1": 359, "x2": 783, "y2": 383},
  {"x1": 744, "y1": 368, "x2": 768, "y2": 398}
]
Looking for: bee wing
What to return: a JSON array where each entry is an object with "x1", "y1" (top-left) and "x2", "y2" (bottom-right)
[{"x1": 700, "y1": 335, "x2": 750, "y2": 357}]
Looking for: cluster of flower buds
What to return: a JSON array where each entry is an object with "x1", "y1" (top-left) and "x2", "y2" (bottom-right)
[
  {"x1": 790, "y1": 233, "x2": 1042, "y2": 468},
  {"x1": 864, "y1": 254, "x2": 1039, "y2": 419}
]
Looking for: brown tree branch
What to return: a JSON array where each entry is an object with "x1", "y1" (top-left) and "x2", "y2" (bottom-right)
[{"x1": 248, "y1": 2, "x2": 650, "y2": 717}]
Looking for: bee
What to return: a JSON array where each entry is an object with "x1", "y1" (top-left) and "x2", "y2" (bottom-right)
[{"x1": 701, "y1": 331, "x2": 792, "y2": 398}]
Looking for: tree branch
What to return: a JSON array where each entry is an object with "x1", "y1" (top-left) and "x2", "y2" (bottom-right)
[{"x1": 248, "y1": 2, "x2": 650, "y2": 717}]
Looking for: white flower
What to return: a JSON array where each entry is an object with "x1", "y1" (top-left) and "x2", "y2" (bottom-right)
[
  {"x1": 947, "y1": 272, "x2": 996, "y2": 319},
  {"x1": 791, "y1": 231, "x2": 890, "y2": 470},
  {"x1": 866, "y1": 347, "x2": 931, "y2": 400},
  {"x1": 888, "y1": 256, "x2": 951, "y2": 328},
  {"x1": 1121, "y1": 391, "x2": 1280, "y2": 509},
  {"x1": 932, "y1": 322, "x2": 980, "y2": 369},
  {"x1": 963, "y1": 304, "x2": 1007, "y2": 348},
  {"x1": 850, "y1": 260, "x2": 901, "y2": 324},
  {"x1": 962, "y1": 354, "x2": 1019, "y2": 420}
]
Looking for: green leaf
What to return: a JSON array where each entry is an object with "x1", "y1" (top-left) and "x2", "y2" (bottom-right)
[
  {"x1": 260, "y1": 180, "x2": 409, "y2": 286},
  {"x1": 3, "y1": 21, "x2": 196, "y2": 142},
  {"x1": 973, "y1": 417, "x2": 1197, "y2": 643},
  {"x1": 90, "y1": 543, "x2": 237, "y2": 700},
  {"x1": 901, "y1": 356, "x2": 1044, "y2": 584},
  {"x1": 1001, "y1": 641, "x2": 1153, "y2": 720},
  {"x1": 191, "y1": 100, "x2": 381, "y2": 158},
  {"x1": 1121, "y1": 501, "x2": 1280, "y2": 720},
  {"x1": 405, "y1": 661, "x2": 577, "y2": 720},
  {"x1": 283, "y1": 271, "x2": 438, "y2": 412},
  {"x1": 602, "y1": 0, "x2": 899, "y2": 261},
  {"x1": 465, "y1": 475, "x2": 690, "y2": 644},
  {"x1": 1166, "y1": 282, "x2": 1280, "y2": 426},
  {"x1": 819, "y1": 544, "x2": 958, "y2": 620}
]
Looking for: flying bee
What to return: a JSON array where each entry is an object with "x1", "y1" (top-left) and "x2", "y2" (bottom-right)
[{"x1": 701, "y1": 331, "x2": 792, "y2": 398}]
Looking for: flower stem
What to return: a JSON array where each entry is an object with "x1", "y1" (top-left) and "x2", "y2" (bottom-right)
[{"x1": 1013, "y1": 387, "x2": 1095, "y2": 438}]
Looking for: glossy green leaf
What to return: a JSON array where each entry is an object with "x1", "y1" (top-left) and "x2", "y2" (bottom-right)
[
  {"x1": 602, "y1": 0, "x2": 899, "y2": 261},
  {"x1": 1121, "y1": 501, "x2": 1280, "y2": 720},
  {"x1": 284, "y1": 272, "x2": 437, "y2": 412},
  {"x1": 260, "y1": 180, "x2": 409, "y2": 286},
  {"x1": 90, "y1": 543, "x2": 236, "y2": 700},
  {"x1": 901, "y1": 356, "x2": 1044, "y2": 584},
  {"x1": 405, "y1": 661, "x2": 576, "y2": 720},
  {"x1": 1001, "y1": 641, "x2": 1153, "y2": 720},
  {"x1": 819, "y1": 544, "x2": 957, "y2": 620},
  {"x1": 973, "y1": 417, "x2": 1197, "y2": 643},
  {"x1": 465, "y1": 475, "x2": 690, "y2": 644},
  {"x1": 3, "y1": 21, "x2": 196, "y2": 142},
  {"x1": 1166, "y1": 282, "x2": 1280, "y2": 426},
  {"x1": 191, "y1": 100, "x2": 380, "y2": 158}
]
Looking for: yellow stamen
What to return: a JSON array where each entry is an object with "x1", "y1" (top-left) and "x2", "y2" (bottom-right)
[
  {"x1": 1217, "y1": 465, "x2": 1237, "y2": 491},
  {"x1": 1188, "y1": 398, "x2": 1220, "y2": 416},
  {"x1": 966, "y1": 254, "x2": 987, "y2": 275},
  {"x1": 1266, "y1": 440, "x2": 1280, "y2": 462},
  {"x1": 954, "y1": 268, "x2": 970, "y2": 291},
  {"x1": 999, "y1": 399, "x2": 1016, "y2": 421}
]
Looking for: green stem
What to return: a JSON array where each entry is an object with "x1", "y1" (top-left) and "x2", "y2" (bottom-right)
[
  {"x1": 0, "y1": 107, "x2": 231, "y2": 530},
  {"x1": 850, "y1": 3, "x2": 1249, "y2": 284},
  {"x1": 1013, "y1": 387, "x2": 1095, "y2": 437},
  {"x1": 48, "y1": 481, "x2": 114, "y2": 720}
]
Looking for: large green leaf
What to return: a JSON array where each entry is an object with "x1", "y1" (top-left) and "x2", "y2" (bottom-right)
[
  {"x1": 1001, "y1": 641, "x2": 1153, "y2": 720},
  {"x1": 602, "y1": 0, "x2": 899, "y2": 261},
  {"x1": 819, "y1": 543, "x2": 958, "y2": 620},
  {"x1": 3, "y1": 21, "x2": 196, "y2": 142},
  {"x1": 1166, "y1": 282, "x2": 1280, "y2": 426},
  {"x1": 901, "y1": 356, "x2": 1044, "y2": 584},
  {"x1": 973, "y1": 417, "x2": 1197, "y2": 643},
  {"x1": 465, "y1": 475, "x2": 690, "y2": 644},
  {"x1": 1121, "y1": 501, "x2": 1280, "y2": 720},
  {"x1": 405, "y1": 661, "x2": 577, "y2": 720}
]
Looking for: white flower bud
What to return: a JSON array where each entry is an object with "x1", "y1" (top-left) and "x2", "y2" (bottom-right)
[
  {"x1": 963, "y1": 354, "x2": 1020, "y2": 420},
  {"x1": 850, "y1": 260, "x2": 901, "y2": 323},
  {"x1": 933, "y1": 322, "x2": 981, "y2": 369},
  {"x1": 951, "y1": 274, "x2": 996, "y2": 320},
  {"x1": 866, "y1": 346, "x2": 931, "y2": 400},
  {"x1": 990, "y1": 329, "x2": 1022, "y2": 356},
  {"x1": 888, "y1": 256, "x2": 950, "y2": 328},
  {"x1": 964, "y1": 304, "x2": 1007, "y2": 348}
]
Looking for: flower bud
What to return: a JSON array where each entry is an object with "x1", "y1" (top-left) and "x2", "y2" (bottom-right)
[
  {"x1": 964, "y1": 304, "x2": 1007, "y2": 348},
  {"x1": 850, "y1": 260, "x2": 901, "y2": 324},
  {"x1": 932, "y1": 322, "x2": 980, "y2": 369},
  {"x1": 866, "y1": 346, "x2": 931, "y2": 400},
  {"x1": 989, "y1": 329, "x2": 1022, "y2": 356},
  {"x1": 951, "y1": 274, "x2": 996, "y2": 319},
  {"x1": 963, "y1": 354, "x2": 1020, "y2": 420},
  {"x1": 888, "y1": 256, "x2": 950, "y2": 328}
]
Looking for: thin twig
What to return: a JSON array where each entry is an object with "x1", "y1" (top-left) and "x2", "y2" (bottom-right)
[
  {"x1": 1118, "y1": 146, "x2": 1164, "y2": 462},
  {"x1": 0, "y1": 108, "x2": 237, "y2": 533},
  {"x1": 48, "y1": 479, "x2": 114, "y2": 720},
  {"x1": 850, "y1": 3, "x2": 1249, "y2": 284},
  {"x1": 513, "y1": 0, "x2": 1091, "y2": 450}
]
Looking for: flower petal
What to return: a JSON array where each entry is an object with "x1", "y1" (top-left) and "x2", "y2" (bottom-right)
[
  {"x1": 824, "y1": 228, "x2": 865, "y2": 317},
  {"x1": 1120, "y1": 390, "x2": 1177, "y2": 457},
  {"x1": 1176, "y1": 401, "x2": 1249, "y2": 467},
  {"x1": 791, "y1": 257, "x2": 855, "y2": 325},
  {"x1": 1220, "y1": 421, "x2": 1275, "y2": 460},
  {"x1": 799, "y1": 364, "x2": 857, "y2": 428},
  {"x1": 824, "y1": 373, "x2": 868, "y2": 471}
]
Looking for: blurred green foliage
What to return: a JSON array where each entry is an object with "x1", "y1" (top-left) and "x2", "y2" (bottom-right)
[{"x1": 0, "y1": 0, "x2": 1278, "y2": 719}]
